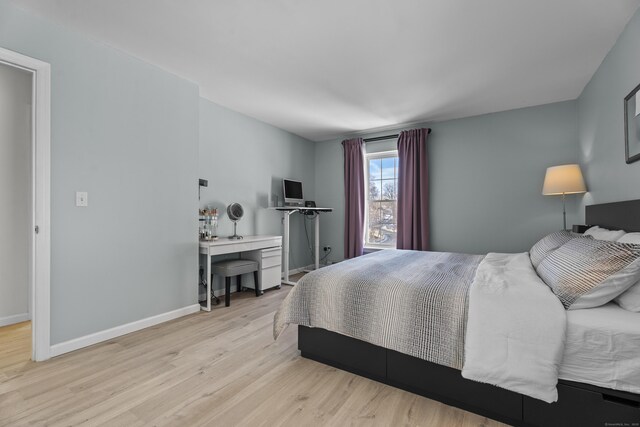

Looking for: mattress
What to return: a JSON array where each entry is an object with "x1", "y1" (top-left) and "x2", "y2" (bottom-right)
[{"x1": 559, "y1": 302, "x2": 640, "y2": 394}]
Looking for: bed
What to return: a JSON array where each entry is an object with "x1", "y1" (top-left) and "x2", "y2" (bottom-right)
[
  {"x1": 560, "y1": 302, "x2": 640, "y2": 394},
  {"x1": 274, "y1": 199, "x2": 640, "y2": 427}
]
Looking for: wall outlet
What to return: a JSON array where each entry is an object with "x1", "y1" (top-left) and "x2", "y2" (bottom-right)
[
  {"x1": 323, "y1": 246, "x2": 331, "y2": 252},
  {"x1": 75, "y1": 191, "x2": 88, "y2": 207}
]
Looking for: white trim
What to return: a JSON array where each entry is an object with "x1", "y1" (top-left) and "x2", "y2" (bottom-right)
[
  {"x1": 287, "y1": 264, "x2": 314, "y2": 276},
  {"x1": 0, "y1": 47, "x2": 51, "y2": 362},
  {"x1": 0, "y1": 313, "x2": 30, "y2": 328},
  {"x1": 50, "y1": 304, "x2": 200, "y2": 358},
  {"x1": 364, "y1": 243, "x2": 393, "y2": 249},
  {"x1": 275, "y1": 264, "x2": 315, "y2": 287},
  {"x1": 366, "y1": 149, "x2": 398, "y2": 159},
  {"x1": 363, "y1": 246, "x2": 386, "y2": 254}
]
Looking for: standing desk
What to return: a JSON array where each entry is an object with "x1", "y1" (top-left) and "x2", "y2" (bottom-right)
[{"x1": 272, "y1": 207, "x2": 333, "y2": 285}]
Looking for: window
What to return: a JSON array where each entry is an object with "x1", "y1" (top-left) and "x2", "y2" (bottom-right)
[{"x1": 365, "y1": 151, "x2": 399, "y2": 248}]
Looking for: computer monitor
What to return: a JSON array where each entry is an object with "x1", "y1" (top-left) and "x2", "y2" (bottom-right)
[{"x1": 283, "y1": 179, "x2": 304, "y2": 206}]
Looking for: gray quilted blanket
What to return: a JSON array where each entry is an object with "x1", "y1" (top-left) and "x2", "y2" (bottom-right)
[{"x1": 274, "y1": 249, "x2": 484, "y2": 369}]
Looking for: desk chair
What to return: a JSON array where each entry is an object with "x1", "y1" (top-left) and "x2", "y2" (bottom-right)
[{"x1": 211, "y1": 259, "x2": 260, "y2": 307}]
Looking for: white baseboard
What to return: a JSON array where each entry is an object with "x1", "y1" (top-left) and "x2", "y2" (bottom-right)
[
  {"x1": 50, "y1": 304, "x2": 200, "y2": 358},
  {"x1": 285, "y1": 264, "x2": 314, "y2": 276},
  {"x1": 0, "y1": 313, "x2": 30, "y2": 328}
]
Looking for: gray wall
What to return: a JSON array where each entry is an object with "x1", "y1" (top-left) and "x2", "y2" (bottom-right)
[
  {"x1": 199, "y1": 99, "x2": 316, "y2": 290},
  {"x1": 315, "y1": 101, "x2": 580, "y2": 260},
  {"x1": 0, "y1": 62, "x2": 31, "y2": 324},
  {"x1": 577, "y1": 7, "x2": 640, "y2": 217},
  {"x1": 0, "y1": 2, "x2": 199, "y2": 344},
  {"x1": 3, "y1": 0, "x2": 635, "y2": 346}
]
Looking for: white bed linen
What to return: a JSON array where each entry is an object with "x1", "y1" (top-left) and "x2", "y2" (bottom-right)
[
  {"x1": 463, "y1": 252, "x2": 567, "y2": 403},
  {"x1": 559, "y1": 303, "x2": 640, "y2": 394}
]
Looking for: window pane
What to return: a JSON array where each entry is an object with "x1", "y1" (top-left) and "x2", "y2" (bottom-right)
[
  {"x1": 368, "y1": 180, "x2": 380, "y2": 201},
  {"x1": 369, "y1": 158, "x2": 381, "y2": 180},
  {"x1": 381, "y1": 157, "x2": 395, "y2": 179},
  {"x1": 381, "y1": 179, "x2": 396, "y2": 200},
  {"x1": 367, "y1": 201, "x2": 383, "y2": 244},
  {"x1": 378, "y1": 200, "x2": 396, "y2": 245}
]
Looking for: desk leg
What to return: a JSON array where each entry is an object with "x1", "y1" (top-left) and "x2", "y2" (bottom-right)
[
  {"x1": 205, "y1": 251, "x2": 212, "y2": 312},
  {"x1": 314, "y1": 213, "x2": 320, "y2": 270},
  {"x1": 282, "y1": 211, "x2": 296, "y2": 286}
]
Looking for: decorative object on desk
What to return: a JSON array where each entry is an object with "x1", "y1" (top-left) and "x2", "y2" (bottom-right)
[
  {"x1": 624, "y1": 82, "x2": 640, "y2": 164},
  {"x1": 542, "y1": 164, "x2": 587, "y2": 230},
  {"x1": 227, "y1": 203, "x2": 244, "y2": 240},
  {"x1": 199, "y1": 207, "x2": 218, "y2": 241}
]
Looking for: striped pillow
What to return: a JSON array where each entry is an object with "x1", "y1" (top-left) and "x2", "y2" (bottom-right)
[
  {"x1": 536, "y1": 238, "x2": 640, "y2": 309},
  {"x1": 529, "y1": 231, "x2": 587, "y2": 268}
]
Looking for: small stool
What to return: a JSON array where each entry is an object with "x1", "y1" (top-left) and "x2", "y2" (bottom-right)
[{"x1": 211, "y1": 259, "x2": 260, "y2": 307}]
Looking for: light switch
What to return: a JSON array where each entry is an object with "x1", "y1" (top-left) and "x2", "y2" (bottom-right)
[{"x1": 76, "y1": 191, "x2": 88, "y2": 207}]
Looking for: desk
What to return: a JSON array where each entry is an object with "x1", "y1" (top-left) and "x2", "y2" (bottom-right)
[
  {"x1": 199, "y1": 235, "x2": 282, "y2": 311},
  {"x1": 272, "y1": 207, "x2": 333, "y2": 285}
]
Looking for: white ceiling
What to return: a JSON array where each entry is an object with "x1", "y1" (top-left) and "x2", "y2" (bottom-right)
[{"x1": 10, "y1": 0, "x2": 640, "y2": 141}]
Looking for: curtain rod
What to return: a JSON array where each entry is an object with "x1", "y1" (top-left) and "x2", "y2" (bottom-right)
[{"x1": 363, "y1": 128, "x2": 431, "y2": 143}]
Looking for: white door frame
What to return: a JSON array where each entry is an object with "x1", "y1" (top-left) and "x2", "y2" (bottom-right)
[{"x1": 0, "y1": 47, "x2": 51, "y2": 361}]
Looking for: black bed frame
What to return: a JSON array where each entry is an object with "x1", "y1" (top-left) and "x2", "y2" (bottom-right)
[{"x1": 298, "y1": 199, "x2": 640, "y2": 427}]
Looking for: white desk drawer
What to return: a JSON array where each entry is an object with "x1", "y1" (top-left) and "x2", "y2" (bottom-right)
[
  {"x1": 203, "y1": 238, "x2": 282, "y2": 256},
  {"x1": 262, "y1": 265, "x2": 281, "y2": 290},
  {"x1": 262, "y1": 254, "x2": 282, "y2": 269},
  {"x1": 262, "y1": 247, "x2": 282, "y2": 258}
]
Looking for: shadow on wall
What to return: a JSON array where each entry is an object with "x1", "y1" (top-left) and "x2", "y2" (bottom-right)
[
  {"x1": 253, "y1": 192, "x2": 270, "y2": 233},
  {"x1": 203, "y1": 190, "x2": 285, "y2": 239},
  {"x1": 271, "y1": 176, "x2": 285, "y2": 207}
]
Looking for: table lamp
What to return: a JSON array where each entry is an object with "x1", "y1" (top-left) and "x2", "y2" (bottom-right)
[{"x1": 542, "y1": 164, "x2": 587, "y2": 230}]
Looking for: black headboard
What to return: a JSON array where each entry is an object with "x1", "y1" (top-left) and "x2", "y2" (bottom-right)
[{"x1": 585, "y1": 199, "x2": 640, "y2": 232}]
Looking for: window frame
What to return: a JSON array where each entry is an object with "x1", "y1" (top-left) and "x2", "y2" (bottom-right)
[{"x1": 364, "y1": 149, "x2": 399, "y2": 249}]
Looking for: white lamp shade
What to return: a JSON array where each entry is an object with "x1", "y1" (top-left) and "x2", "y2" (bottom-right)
[{"x1": 542, "y1": 164, "x2": 587, "y2": 195}]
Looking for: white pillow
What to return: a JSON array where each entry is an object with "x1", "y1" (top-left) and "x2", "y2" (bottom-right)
[
  {"x1": 584, "y1": 226, "x2": 626, "y2": 242},
  {"x1": 617, "y1": 232, "x2": 640, "y2": 245},
  {"x1": 614, "y1": 280, "x2": 640, "y2": 312}
]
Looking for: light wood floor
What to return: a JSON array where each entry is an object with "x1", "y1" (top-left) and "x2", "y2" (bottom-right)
[
  {"x1": 0, "y1": 287, "x2": 506, "y2": 427},
  {"x1": 0, "y1": 321, "x2": 31, "y2": 376}
]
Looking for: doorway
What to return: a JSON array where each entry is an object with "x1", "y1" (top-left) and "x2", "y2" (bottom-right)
[
  {"x1": 0, "y1": 62, "x2": 32, "y2": 370},
  {"x1": 0, "y1": 47, "x2": 51, "y2": 362}
]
